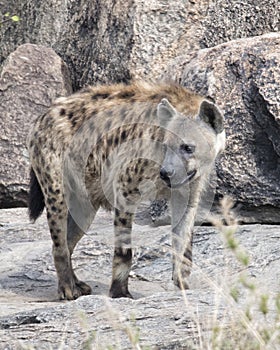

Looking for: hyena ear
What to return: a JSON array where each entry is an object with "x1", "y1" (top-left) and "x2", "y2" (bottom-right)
[
  {"x1": 198, "y1": 100, "x2": 224, "y2": 134},
  {"x1": 157, "y1": 98, "x2": 177, "y2": 128}
]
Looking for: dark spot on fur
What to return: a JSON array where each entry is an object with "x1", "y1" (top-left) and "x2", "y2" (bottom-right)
[
  {"x1": 51, "y1": 205, "x2": 57, "y2": 212},
  {"x1": 115, "y1": 208, "x2": 120, "y2": 217},
  {"x1": 123, "y1": 192, "x2": 128, "y2": 198},
  {"x1": 60, "y1": 108, "x2": 66, "y2": 116},
  {"x1": 47, "y1": 212, "x2": 51, "y2": 219},
  {"x1": 107, "y1": 137, "x2": 113, "y2": 147},
  {"x1": 114, "y1": 136, "x2": 119, "y2": 146},
  {"x1": 50, "y1": 220, "x2": 56, "y2": 226},
  {"x1": 127, "y1": 177, "x2": 132, "y2": 183},
  {"x1": 68, "y1": 111, "x2": 74, "y2": 120},
  {"x1": 139, "y1": 130, "x2": 143, "y2": 138},
  {"x1": 49, "y1": 142, "x2": 55, "y2": 152},
  {"x1": 91, "y1": 93, "x2": 110, "y2": 100},
  {"x1": 52, "y1": 235, "x2": 58, "y2": 240},
  {"x1": 54, "y1": 242, "x2": 60, "y2": 248},
  {"x1": 47, "y1": 197, "x2": 54, "y2": 205},
  {"x1": 119, "y1": 218, "x2": 127, "y2": 226},
  {"x1": 143, "y1": 159, "x2": 149, "y2": 167},
  {"x1": 48, "y1": 186, "x2": 55, "y2": 194},
  {"x1": 33, "y1": 145, "x2": 39, "y2": 156},
  {"x1": 121, "y1": 130, "x2": 127, "y2": 141},
  {"x1": 117, "y1": 91, "x2": 135, "y2": 99},
  {"x1": 150, "y1": 94, "x2": 160, "y2": 100},
  {"x1": 55, "y1": 189, "x2": 60, "y2": 195}
]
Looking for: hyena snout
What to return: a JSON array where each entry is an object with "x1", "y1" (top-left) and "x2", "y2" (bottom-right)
[{"x1": 160, "y1": 167, "x2": 175, "y2": 185}]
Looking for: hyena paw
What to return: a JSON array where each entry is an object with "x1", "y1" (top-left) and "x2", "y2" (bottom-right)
[
  {"x1": 58, "y1": 280, "x2": 92, "y2": 300},
  {"x1": 173, "y1": 274, "x2": 190, "y2": 290},
  {"x1": 109, "y1": 280, "x2": 133, "y2": 299},
  {"x1": 172, "y1": 268, "x2": 190, "y2": 290}
]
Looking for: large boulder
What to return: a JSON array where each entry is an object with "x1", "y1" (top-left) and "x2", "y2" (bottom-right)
[
  {"x1": 131, "y1": 0, "x2": 280, "y2": 79},
  {"x1": 0, "y1": 0, "x2": 135, "y2": 89},
  {"x1": 0, "y1": 0, "x2": 279, "y2": 87},
  {"x1": 166, "y1": 33, "x2": 280, "y2": 223},
  {"x1": 0, "y1": 44, "x2": 72, "y2": 208}
]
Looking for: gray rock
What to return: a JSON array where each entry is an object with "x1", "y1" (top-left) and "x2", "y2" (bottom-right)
[
  {"x1": 0, "y1": 0, "x2": 279, "y2": 87},
  {"x1": 0, "y1": 208, "x2": 280, "y2": 349},
  {"x1": 0, "y1": 0, "x2": 134, "y2": 89},
  {"x1": 0, "y1": 44, "x2": 72, "y2": 208},
  {"x1": 200, "y1": 0, "x2": 280, "y2": 48}
]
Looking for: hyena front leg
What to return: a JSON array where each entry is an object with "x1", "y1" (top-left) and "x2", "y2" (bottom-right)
[
  {"x1": 109, "y1": 208, "x2": 134, "y2": 298},
  {"x1": 171, "y1": 177, "x2": 204, "y2": 289}
]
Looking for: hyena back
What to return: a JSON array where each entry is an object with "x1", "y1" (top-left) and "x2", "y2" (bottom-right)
[{"x1": 28, "y1": 82, "x2": 225, "y2": 300}]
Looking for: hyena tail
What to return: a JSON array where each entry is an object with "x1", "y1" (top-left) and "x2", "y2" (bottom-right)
[{"x1": 28, "y1": 167, "x2": 45, "y2": 222}]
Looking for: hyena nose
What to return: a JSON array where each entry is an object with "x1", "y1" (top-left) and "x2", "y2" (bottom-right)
[{"x1": 160, "y1": 167, "x2": 175, "y2": 181}]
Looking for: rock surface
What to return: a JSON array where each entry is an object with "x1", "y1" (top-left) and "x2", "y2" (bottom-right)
[
  {"x1": 0, "y1": 44, "x2": 72, "y2": 208},
  {"x1": 0, "y1": 0, "x2": 279, "y2": 87},
  {"x1": 0, "y1": 208, "x2": 280, "y2": 349},
  {"x1": 0, "y1": 0, "x2": 135, "y2": 90}
]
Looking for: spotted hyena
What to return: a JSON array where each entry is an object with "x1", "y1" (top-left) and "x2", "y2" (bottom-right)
[{"x1": 28, "y1": 82, "x2": 225, "y2": 300}]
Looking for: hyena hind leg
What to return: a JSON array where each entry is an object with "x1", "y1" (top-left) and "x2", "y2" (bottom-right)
[
  {"x1": 46, "y1": 203, "x2": 91, "y2": 300},
  {"x1": 66, "y1": 211, "x2": 94, "y2": 296}
]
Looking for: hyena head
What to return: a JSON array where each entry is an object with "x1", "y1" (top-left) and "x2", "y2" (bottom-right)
[{"x1": 157, "y1": 98, "x2": 225, "y2": 188}]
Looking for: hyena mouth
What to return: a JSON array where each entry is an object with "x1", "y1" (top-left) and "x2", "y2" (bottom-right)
[{"x1": 167, "y1": 170, "x2": 197, "y2": 189}]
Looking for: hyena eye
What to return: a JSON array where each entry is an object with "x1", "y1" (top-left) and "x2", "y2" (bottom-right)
[{"x1": 179, "y1": 144, "x2": 195, "y2": 154}]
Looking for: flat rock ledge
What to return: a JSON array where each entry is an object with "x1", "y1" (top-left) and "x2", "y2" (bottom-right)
[{"x1": 0, "y1": 208, "x2": 280, "y2": 349}]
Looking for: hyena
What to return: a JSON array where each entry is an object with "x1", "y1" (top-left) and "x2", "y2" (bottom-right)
[{"x1": 28, "y1": 82, "x2": 225, "y2": 300}]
